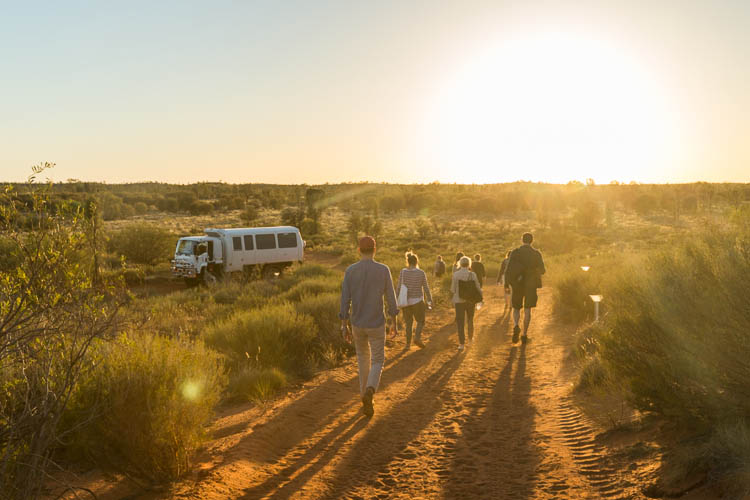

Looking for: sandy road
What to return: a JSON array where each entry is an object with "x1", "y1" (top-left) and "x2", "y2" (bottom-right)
[{"x1": 149, "y1": 286, "x2": 629, "y2": 500}]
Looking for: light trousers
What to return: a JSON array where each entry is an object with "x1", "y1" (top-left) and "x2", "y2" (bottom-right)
[{"x1": 352, "y1": 325, "x2": 386, "y2": 396}]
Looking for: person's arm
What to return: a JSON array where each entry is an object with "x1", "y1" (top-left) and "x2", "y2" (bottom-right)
[
  {"x1": 422, "y1": 270, "x2": 433, "y2": 305},
  {"x1": 339, "y1": 271, "x2": 351, "y2": 324},
  {"x1": 450, "y1": 272, "x2": 458, "y2": 297},
  {"x1": 384, "y1": 268, "x2": 399, "y2": 320},
  {"x1": 538, "y1": 252, "x2": 546, "y2": 275}
]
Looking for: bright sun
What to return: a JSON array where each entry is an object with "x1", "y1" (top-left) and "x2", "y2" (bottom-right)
[{"x1": 420, "y1": 31, "x2": 680, "y2": 184}]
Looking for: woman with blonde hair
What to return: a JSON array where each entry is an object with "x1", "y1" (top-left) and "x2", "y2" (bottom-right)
[
  {"x1": 396, "y1": 251, "x2": 433, "y2": 349},
  {"x1": 450, "y1": 255, "x2": 482, "y2": 352}
]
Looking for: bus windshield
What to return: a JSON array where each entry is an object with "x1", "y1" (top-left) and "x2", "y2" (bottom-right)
[{"x1": 176, "y1": 240, "x2": 196, "y2": 256}]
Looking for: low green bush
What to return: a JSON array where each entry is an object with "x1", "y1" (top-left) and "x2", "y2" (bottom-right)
[
  {"x1": 281, "y1": 276, "x2": 340, "y2": 302},
  {"x1": 599, "y1": 229, "x2": 750, "y2": 424},
  {"x1": 294, "y1": 292, "x2": 352, "y2": 366},
  {"x1": 108, "y1": 223, "x2": 174, "y2": 266},
  {"x1": 204, "y1": 303, "x2": 317, "y2": 376},
  {"x1": 66, "y1": 334, "x2": 226, "y2": 484},
  {"x1": 0, "y1": 236, "x2": 20, "y2": 271},
  {"x1": 227, "y1": 366, "x2": 287, "y2": 402},
  {"x1": 553, "y1": 268, "x2": 597, "y2": 323},
  {"x1": 290, "y1": 263, "x2": 336, "y2": 281}
]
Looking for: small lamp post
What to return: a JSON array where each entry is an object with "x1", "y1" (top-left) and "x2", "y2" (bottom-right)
[{"x1": 589, "y1": 295, "x2": 603, "y2": 322}]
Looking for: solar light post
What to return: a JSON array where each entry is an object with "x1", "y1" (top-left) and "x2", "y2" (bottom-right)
[
  {"x1": 589, "y1": 295, "x2": 603, "y2": 322},
  {"x1": 581, "y1": 266, "x2": 590, "y2": 272}
]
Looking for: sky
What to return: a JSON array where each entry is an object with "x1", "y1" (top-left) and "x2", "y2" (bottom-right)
[{"x1": 1, "y1": 0, "x2": 748, "y2": 185}]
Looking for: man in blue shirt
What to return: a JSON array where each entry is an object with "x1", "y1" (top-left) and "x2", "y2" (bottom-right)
[{"x1": 339, "y1": 236, "x2": 399, "y2": 417}]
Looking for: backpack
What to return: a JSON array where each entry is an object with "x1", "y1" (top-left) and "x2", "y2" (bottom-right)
[{"x1": 458, "y1": 274, "x2": 483, "y2": 303}]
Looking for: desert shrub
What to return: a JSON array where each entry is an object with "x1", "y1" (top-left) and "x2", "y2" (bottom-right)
[
  {"x1": 281, "y1": 276, "x2": 340, "y2": 302},
  {"x1": 599, "y1": 229, "x2": 750, "y2": 425},
  {"x1": 281, "y1": 207, "x2": 304, "y2": 227},
  {"x1": 188, "y1": 200, "x2": 213, "y2": 215},
  {"x1": 293, "y1": 291, "x2": 352, "y2": 366},
  {"x1": 227, "y1": 367, "x2": 287, "y2": 402},
  {"x1": 212, "y1": 282, "x2": 245, "y2": 305},
  {"x1": 66, "y1": 334, "x2": 225, "y2": 484},
  {"x1": 290, "y1": 263, "x2": 336, "y2": 281},
  {"x1": 240, "y1": 204, "x2": 258, "y2": 225},
  {"x1": 109, "y1": 223, "x2": 174, "y2": 265},
  {"x1": 339, "y1": 253, "x2": 358, "y2": 267},
  {"x1": 0, "y1": 165, "x2": 123, "y2": 499},
  {"x1": 300, "y1": 217, "x2": 319, "y2": 236},
  {"x1": 204, "y1": 303, "x2": 317, "y2": 376},
  {"x1": 552, "y1": 268, "x2": 597, "y2": 323},
  {"x1": 134, "y1": 201, "x2": 148, "y2": 214},
  {"x1": 0, "y1": 236, "x2": 20, "y2": 271}
]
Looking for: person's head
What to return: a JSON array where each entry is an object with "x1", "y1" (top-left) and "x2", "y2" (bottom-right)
[
  {"x1": 459, "y1": 256, "x2": 471, "y2": 268},
  {"x1": 455, "y1": 252, "x2": 464, "y2": 262},
  {"x1": 358, "y1": 235, "x2": 376, "y2": 258},
  {"x1": 405, "y1": 251, "x2": 418, "y2": 268},
  {"x1": 474, "y1": 254, "x2": 481, "y2": 262},
  {"x1": 522, "y1": 232, "x2": 533, "y2": 245},
  {"x1": 437, "y1": 255, "x2": 443, "y2": 262}
]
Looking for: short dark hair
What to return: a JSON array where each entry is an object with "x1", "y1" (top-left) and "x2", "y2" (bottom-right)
[
  {"x1": 406, "y1": 251, "x2": 418, "y2": 267},
  {"x1": 522, "y1": 232, "x2": 533, "y2": 244},
  {"x1": 455, "y1": 252, "x2": 464, "y2": 262},
  {"x1": 474, "y1": 254, "x2": 481, "y2": 261}
]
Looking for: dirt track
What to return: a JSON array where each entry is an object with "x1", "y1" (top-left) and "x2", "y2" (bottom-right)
[{"x1": 146, "y1": 286, "x2": 630, "y2": 500}]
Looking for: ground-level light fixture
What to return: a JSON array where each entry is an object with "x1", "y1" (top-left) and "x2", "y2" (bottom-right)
[
  {"x1": 589, "y1": 295, "x2": 603, "y2": 322},
  {"x1": 581, "y1": 266, "x2": 590, "y2": 271}
]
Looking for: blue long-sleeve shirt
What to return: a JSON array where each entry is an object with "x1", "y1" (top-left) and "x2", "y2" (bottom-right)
[{"x1": 339, "y1": 258, "x2": 399, "y2": 328}]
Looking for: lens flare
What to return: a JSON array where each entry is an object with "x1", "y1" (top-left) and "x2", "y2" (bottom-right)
[{"x1": 181, "y1": 380, "x2": 202, "y2": 401}]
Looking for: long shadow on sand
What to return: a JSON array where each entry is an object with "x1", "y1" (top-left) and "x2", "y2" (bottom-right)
[
  {"x1": 301, "y1": 354, "x2": 465, "y2": 500},
  {"x1": 206, "y1": 318, "x2": 461, "y2": 481}
]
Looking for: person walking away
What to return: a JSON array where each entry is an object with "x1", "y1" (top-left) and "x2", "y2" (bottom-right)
[
  {"x1": 497, "y1": 251, "x2": 512, "y2": 311},
  {"x1": 453, "y1": 252, "x2": 464, "y2": 272},
  {"x1": 434, "y1": 255, "x2": 446, "y2": 278},
  {"x1": 505, "y1": 233, "x2": 545, "y2": 344},
  {"x1": 471, "y1": 254, "x2": 486, "y2": 287},
  {"x1": 339, "y1": 236, "x2": 399, "y2": 417},
  {"x1": 397, "y1": 252, "x2": 433, "y2": 349},
  {"x1": 451, "y1": 256, "x2": 482, "y2": 352}
]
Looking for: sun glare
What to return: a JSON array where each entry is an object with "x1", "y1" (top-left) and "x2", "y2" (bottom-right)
[{"x1": 420, "y1": 31, "x2": 681, "y2": 184}]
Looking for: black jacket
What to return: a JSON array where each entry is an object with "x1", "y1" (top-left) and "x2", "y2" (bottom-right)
[{"x1": 505, "y1": 244, "x2": 545, "y2": 289}]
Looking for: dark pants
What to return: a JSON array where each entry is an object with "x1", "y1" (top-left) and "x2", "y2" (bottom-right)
[
  {"x1": 454, "y1": 302, "x2": 475, "y2": 345},
  {"x1": 402, "y1": 301, "x2": 426, "y2": 345}
]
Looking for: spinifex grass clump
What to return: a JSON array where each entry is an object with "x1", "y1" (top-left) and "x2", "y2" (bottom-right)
[
  {"x1": 205, "y1": 303, "x2": 317, "y2": 375},
  {"x1": 594, "y1": 228, "x2": 750, "y2": 486},
  {"x1": 294, "y1": 291, "x2": 353, "y2": 366},
  {"x1": 281, "y1": 275, "x2": 341, "y2": 302},
  {"x1": 64, "y1": 334, "x2": 226, "y2": 484},
  {"x1": 600, "y1": 230, "x2": 750, "y2": 423}
]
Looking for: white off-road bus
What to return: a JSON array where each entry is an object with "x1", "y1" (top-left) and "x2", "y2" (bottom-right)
[{"x1": 171, "y1": 226, "x2": 304, "y2": 285}]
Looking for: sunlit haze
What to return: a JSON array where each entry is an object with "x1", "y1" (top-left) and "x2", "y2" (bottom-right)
[{"x1": 1, "y1": 1, "x2": 748, "y2": 184}]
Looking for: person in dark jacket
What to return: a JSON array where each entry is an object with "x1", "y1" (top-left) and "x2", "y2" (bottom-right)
[
  {"x1": 471, "y1": 254, "x2": 486, "y2": 287},
  {"x1": 505, "y1": 233, "x2": 545, "y2": 344},
  {"x1": 434, "y1": 255, "x2": 446, "y2": 278}
]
